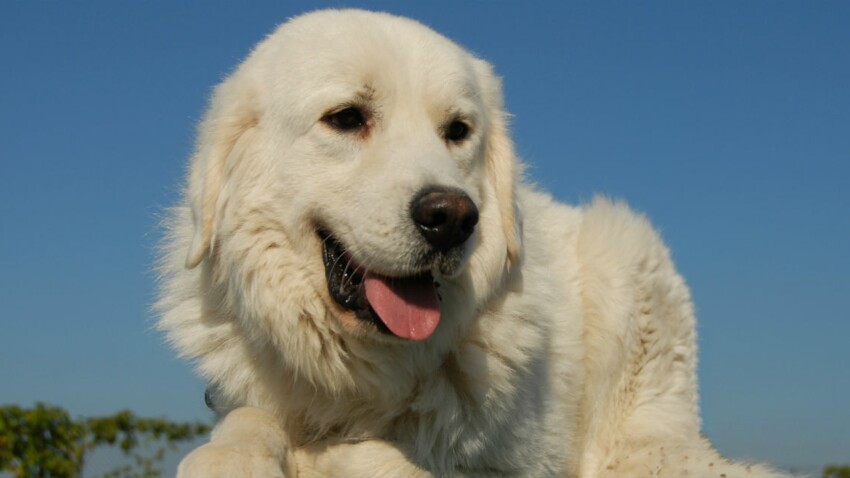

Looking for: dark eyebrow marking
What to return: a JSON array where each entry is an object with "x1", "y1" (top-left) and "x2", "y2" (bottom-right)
[{"x1": 355, "y1": 84, "x2": 376, "y2": 102}]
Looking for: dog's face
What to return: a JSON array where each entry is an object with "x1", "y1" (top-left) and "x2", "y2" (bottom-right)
[{"x1": 182, "y1": 10, "x2": 519, "y2": 348}]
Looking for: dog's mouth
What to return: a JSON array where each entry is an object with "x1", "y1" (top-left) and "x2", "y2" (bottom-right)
[{"x1": 319, "y1": 230, "x2": 441, "y2": 341}]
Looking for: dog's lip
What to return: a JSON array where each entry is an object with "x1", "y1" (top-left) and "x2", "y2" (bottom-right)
[
  {"x1": 318, "y1": 229, "x2": 440, "y2": 338},
  {"x1": 319, "y1": 229, "x2": 367, "y2": 311}
]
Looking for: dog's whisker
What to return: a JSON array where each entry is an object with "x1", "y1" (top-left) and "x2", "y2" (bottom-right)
[
  {"x1": 340, "y1": 255, "x2": 359, "y2": 292},
  {"x1": 329, "y1": 242, "x2": 347, "y2": 273}
]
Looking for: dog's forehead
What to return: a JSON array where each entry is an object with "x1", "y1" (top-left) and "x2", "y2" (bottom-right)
[{"x1": 259, "y1": 10, "x2": 480, "y2": 105}]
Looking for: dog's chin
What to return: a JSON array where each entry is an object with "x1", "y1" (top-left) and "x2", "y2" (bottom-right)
[{"x1": 318, "y1": 229, "x2": 462, "y2": 341}]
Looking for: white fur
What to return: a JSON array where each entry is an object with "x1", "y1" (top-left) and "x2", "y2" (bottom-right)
[{"x1": 157, "y1": 9, "x2": 795, "y2": 478}]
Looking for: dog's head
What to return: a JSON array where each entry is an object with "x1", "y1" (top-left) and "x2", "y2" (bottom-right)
[{"x1": 172, "y1": 10, "x2": 521, "y2": 363}]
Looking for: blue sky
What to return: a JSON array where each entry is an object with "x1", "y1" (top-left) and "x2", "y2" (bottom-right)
[{"x1": 1, "y1": 0, "x2": 848, "y2": 472}]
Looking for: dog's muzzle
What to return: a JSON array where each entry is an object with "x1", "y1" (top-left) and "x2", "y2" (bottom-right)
[
  {"x1": 320, "y1": 230, "x2": 442, "y2": 341},
  {"x1": 318, "y1": 188, "x2": 477, "y2": 341}
]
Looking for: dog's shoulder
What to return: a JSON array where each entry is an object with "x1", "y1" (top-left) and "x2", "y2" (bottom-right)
[
  {"x1": 573, "y1": 196, "x2": 695, "y2": 344},
  {"x1": 519, "y1": 193, "x2": 674, "y2": 283},
  {"x1": 576, "y1": 197, "x2": 669, "y2": 272}
]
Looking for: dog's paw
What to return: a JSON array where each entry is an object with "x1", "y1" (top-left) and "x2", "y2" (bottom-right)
[{"x1": 177, "y1": 442, "x2": 293, "y2": 478}]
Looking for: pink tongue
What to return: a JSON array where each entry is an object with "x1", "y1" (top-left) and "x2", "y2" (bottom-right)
[{"x1": 363, "y1": 273, "x2": 440, "y2": 341}]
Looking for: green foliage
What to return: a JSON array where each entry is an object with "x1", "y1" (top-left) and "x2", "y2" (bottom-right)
[
  {"x1": 0, "y1": 404, "x2": 84, "y2": 477},
  {"x1": 825, "y1": 465, "x2": 850, "y2": 478},
  {"x1": 0, "y1": 403, "x2": 210, "y2": 478}
]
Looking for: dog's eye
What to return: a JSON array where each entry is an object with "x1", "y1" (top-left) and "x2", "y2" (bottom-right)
[
  {"x1": 323, "y1": 107, "x2": 366, "y2": 132},
  {"x1": 445, "y1": 120, "x2": 470, "y2": 143}
]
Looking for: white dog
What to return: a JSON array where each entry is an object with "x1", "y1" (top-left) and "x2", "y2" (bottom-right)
[{"x1": 157, "y1": 9, "x2": 792, "y2": 478}]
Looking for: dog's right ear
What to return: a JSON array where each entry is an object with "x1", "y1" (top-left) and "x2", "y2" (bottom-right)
[
  {"x1": 474, "y1": 59, "x2": 523, "y2": 265},
  {"x1": 185, "y1": 77, "x2": 259, "y2": 269}
]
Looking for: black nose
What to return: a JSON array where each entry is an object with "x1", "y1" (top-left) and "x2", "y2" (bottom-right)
[{"x1": 411, "y1": 187, "x2": 479, "y2": 251}]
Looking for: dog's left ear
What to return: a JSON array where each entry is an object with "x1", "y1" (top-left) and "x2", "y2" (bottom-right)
[{"x1": 474, "y1": 60, "x2": 522, "y2": 264}]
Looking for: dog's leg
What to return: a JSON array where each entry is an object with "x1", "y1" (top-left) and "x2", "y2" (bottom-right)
[
  {"x1": 177, "y1": 407, "x2": 295, "y2": 478},
  {"x1": 593, "y1": 438, "x2": 799, "y2": 478},
  {"x1": 294, "y1": 439, "x2": 433, "y2": 478},
  {"x1": 179, "y1": 407, "x2": 432, "y2": 477}
]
